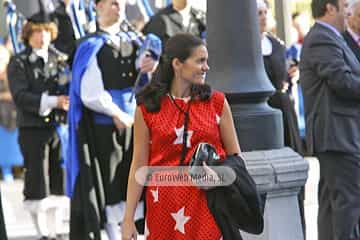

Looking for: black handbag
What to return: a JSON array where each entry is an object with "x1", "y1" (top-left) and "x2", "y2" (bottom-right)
[
  {"x1": 189, "y1": 142, "x2": 221, "y2": 167},
  {"x1": 188, "y1": 142, "x2": 222, "y2": 182}
]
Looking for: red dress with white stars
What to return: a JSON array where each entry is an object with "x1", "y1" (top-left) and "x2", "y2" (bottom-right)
[{"x1": 140, "y1": 91, "x2": 226, "y2": 240}]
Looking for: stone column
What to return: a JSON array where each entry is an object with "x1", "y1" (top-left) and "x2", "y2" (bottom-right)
[
  {"x1": 241, "y1": 149, "x2": 308, "y2": 240},
  {"x1": 206, "y1": 0, "x2": 308, "y2": 239}
]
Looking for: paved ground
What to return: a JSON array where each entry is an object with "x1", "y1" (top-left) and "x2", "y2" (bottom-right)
[{"x1": 1, "y1": 157, "x2": 320, "y2": 240}]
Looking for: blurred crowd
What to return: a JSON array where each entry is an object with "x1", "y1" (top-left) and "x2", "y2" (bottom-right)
[{"x1": 0, "y1": 0, "x2": 311, "y2": 183}]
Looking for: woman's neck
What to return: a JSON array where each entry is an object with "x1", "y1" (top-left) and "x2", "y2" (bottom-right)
[{"x1": 170, "y1": 81, "x2": 191, "y2": 98}]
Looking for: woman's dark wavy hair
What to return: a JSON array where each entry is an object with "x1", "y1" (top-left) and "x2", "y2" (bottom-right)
[{"x1": 136, "y1": 33, "x2": 211, "y2": 112}]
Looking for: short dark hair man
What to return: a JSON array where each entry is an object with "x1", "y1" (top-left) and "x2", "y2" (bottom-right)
[{"x1": 300, "y1": 0, "x2": 360, "y2": 239}]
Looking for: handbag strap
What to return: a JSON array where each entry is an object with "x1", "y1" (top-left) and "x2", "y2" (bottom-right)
[{"x1": 169, "y1": 94, "x2": 191, "y2": 166}]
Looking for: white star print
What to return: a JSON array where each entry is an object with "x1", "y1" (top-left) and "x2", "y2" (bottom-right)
[
  {"x1": 150, "y1": 188, "x2": 159, "y2": 203},
  {"x1": 216, "y1": 114, "x2": 221, "y2": 124},
  {"x1": 173, "y1": 126, "x2": 193, "y2": 147},
  {"x1": 171, "y1": 207, "x2": 191, "y2": 235}
]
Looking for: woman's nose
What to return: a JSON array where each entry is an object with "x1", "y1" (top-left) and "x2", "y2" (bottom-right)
[{"x1": 203, "y1": 62, "x2": 210, "y2": 71}]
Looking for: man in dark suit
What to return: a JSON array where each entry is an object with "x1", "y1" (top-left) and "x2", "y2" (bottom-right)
[
  {"x1": 142, "y1": 0, "x2": 206, "y2": 47},
  {"x1": 300, "y1": 0, "x2": 360, "y2": 239},
  {"x1": 343, "y1": 0, "x2": 360, "y2": 62}
]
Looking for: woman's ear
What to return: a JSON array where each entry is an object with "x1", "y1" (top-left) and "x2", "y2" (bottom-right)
[{"x1": 172, "y1": 58, "x2": 182, "y2": 71}]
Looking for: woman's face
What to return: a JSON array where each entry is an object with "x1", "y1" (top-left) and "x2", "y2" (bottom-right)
[
  {"x1": 258, "y1": 6, "x2": 268, "y2": 33},
  {"x1": 175, "y1": 45, "x2": 210, "y2": 86},
  {"x1": 28, "y1": 29, "x2": 51, "y2": 49}
]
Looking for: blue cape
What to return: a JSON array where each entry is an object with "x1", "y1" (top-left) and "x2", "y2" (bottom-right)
[
  {"x1": 66, "y1": 34, "x2": 107, "y2": 197},
  {"x1": 66, "y1": 31, "x2": 160, "y2": 197}
]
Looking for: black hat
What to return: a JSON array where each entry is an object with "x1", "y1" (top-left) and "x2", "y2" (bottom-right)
[{"x1": 28, "y1": 0, "x2": 52, "y2": 24}]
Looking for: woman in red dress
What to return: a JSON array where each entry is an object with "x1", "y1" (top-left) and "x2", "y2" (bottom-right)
[{"x1": 122, "y1": 33, "x2": 241, "y2": 240}]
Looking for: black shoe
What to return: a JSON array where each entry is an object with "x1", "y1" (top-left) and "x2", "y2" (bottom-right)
[
  {"x1": 38, "y1": 236, "x2": 56, "y2": 240},
  {"x1": 38, "y1": 237, "x2": 49, "y2": 240},
  {"x1": 56, "y1": 234, "x2": 68, "y2": 240}
]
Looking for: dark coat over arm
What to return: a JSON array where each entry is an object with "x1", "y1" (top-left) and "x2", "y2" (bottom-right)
[{"x1": 206, "y1": 155, "x2": 265, "y2": 240}]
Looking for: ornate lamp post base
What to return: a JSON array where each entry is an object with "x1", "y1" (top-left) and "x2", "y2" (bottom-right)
[{"x1": 242, "y1": 148, "x2": 308, "y2": 240}]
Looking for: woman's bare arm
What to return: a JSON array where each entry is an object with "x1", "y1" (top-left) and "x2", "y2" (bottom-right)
[
  {"x1": 219, "y1": 98, "x2": 241, "y2": 155},
  {"x1": 124, "y1": 107, "x2": 150, "y2": 221}
]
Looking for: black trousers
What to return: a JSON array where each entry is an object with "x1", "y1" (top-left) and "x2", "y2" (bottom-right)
[
  {"x1": 18, "y1": 127, "x2": 64, "y2": 200},
  {"x1": 92, "y1": 124, "x2": 133, "y2": 205},
  {"x1": 70, "y1": 117, "x2": 142, "y2": 240},
  {"x1": 316, "y1": 151, "x2": 360, "y2": 240}
]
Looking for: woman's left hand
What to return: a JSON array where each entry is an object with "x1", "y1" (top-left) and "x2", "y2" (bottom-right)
[{"x1": 199, "y1": 161, "x2": 221, "y2": 190}]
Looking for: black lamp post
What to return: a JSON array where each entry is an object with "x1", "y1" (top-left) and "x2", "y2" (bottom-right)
[
  {"x1": 206, "y1": 1, "x2": 308, "y2": 239},
  {"x1": 207, "y1": 0, "x2": 284, "y2": 151}
]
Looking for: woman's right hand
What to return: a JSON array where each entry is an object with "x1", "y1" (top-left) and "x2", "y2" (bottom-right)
[{"x1": 121, "y1": 219, "x2": 138, "y2": 240}]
